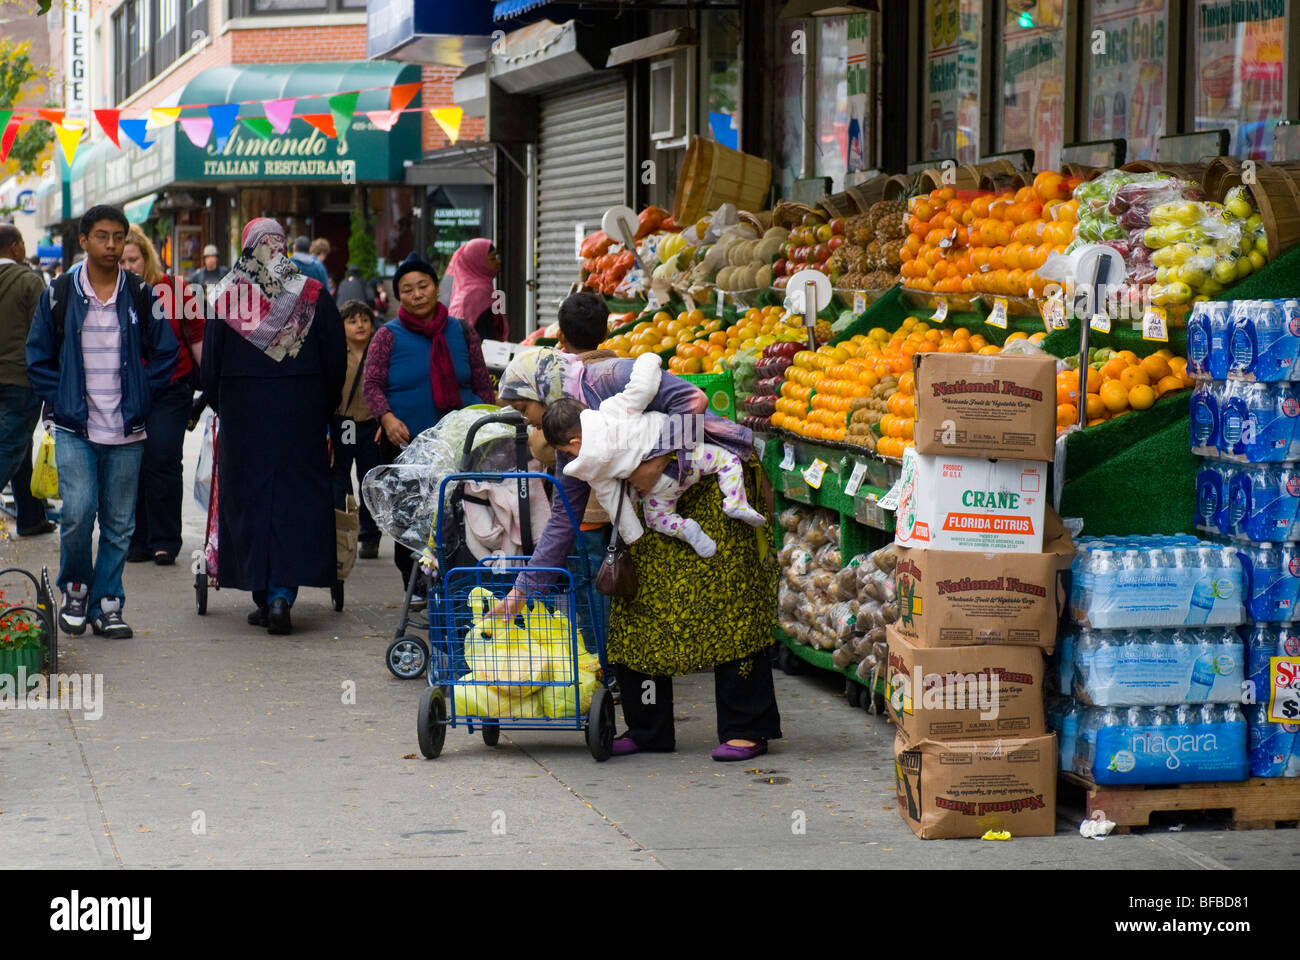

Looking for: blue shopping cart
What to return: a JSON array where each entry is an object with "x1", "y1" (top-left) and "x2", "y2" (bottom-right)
[{"x1": 414, "y1": 414, "x2": 615, "y2": 761}]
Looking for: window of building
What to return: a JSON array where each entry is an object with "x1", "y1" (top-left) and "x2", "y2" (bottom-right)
[
  {"x1": 776, "y1": 18, "x2": 806, "y2": 196},
  {"x1": 995, "y1": 1, "x2": 1066, "y2": 170},
  {"x1": 1191, "y1": 0, "x2": 1288, "y2": 160},
  {"x1": 233, "y1": 0, "x2": 362, "y2": 14},
  {"x1": 813, "y1": 15, "x2": 848, "y2": 190},
  {"x1": 922, "y1": 0, "x2": 981, "y2": 164},
  {"x1": 699, "y1": 9, "x2": 741, "y2": 151},
  {"x1": 1082, "y1": 0, "x2": 1168, "y2": 163}
]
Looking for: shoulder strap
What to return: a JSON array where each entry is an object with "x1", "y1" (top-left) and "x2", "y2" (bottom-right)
[
  {"x1": 51, "y1": 272, "x2": 73, "y2": 354},
  {"x1": 344, "y1": 340, "x2": 369, "y2": 411},
  {"x1": 126, "y1": 273, "x2": 153, "y2": 362}
]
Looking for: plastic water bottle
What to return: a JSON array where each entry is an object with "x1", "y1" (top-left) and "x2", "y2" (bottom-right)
[
  {"x1": 1196, "y1": 462, "x2": 1234, "y2": 535},
  {"x1": 1225, "y1": 381, "x2": 1300, "y2": 462},
  {"x1": 1187, "y1": 547, "x2": 1221, "y2": 625},
  {"x1": 1239, "y1": 543, "x2": 1284, "y2": 621},
  {"x1": 1247, "y1": 703, "x2": 1300, "y2": 777},
  {"x1": 1280, "y1": 544, "x2": 1300, "y2": 620},
  {"x1": 1187, "y1": 628, "x2": 1218, "y2": 700},
  {"x1": 1229, "y1": 299, "x2": 1299, "y2": 382},
  {"x1": 1190, "y1": 380, "x2": 1220, "y2": 456},
  {"x1": 1188, "y1": 302, "x2": 1223, "y2": 379}
]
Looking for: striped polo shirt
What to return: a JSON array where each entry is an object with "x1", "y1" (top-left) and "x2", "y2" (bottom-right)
[{"x1": 78, "y1": 266, "x2": 144, "y2": 445}]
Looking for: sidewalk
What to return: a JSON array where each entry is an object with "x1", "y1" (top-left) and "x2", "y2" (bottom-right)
[{"x1": 0, "y1": 429, "x2": 1281, "y2": 868}]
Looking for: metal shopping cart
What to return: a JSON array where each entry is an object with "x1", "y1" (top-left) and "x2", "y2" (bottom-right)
[{"x1": 413, "y1": 415, "x2": 614, "y2": 761}]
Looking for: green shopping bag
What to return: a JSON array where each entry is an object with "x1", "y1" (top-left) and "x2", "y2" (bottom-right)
[{"x1": 30, "y1": 429, "x2": 58, "y2": 500}]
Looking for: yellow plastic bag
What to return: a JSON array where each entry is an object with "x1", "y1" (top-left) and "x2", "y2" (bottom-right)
[{"x1": 30, "y1": 429, "x2": 57, "y2": 500}]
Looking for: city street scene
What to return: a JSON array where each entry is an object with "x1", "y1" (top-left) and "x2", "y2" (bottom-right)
[{"x1": 1, "y1": 0, "x2": 1298, "y2": 895}]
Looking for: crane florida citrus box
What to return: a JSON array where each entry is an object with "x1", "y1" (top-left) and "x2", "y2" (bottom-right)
[
  {"x1": 894, "y1": 447, "x2": 1048, "y2": 554},
  {"x1": 893, "y1": 509, "x2": 1073, "y2": 652},
  {"x1": 914, "y1": 351, "x2": 1056, "y2": 462},
  {"x1": 894, "y1": 732, "x2": 1057, "y2": 839}
]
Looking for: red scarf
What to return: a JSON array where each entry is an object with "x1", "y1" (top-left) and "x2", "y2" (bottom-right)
[{"x1": 398, "y1": 302, "x2": 462, "y2": 411}]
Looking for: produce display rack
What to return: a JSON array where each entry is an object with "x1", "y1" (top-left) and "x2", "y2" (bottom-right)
[{"x1": 1058, "y1": 771, "x2": 1300, "y2": 833}]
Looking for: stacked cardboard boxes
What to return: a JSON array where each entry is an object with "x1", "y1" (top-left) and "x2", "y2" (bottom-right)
[{"x1": 889, "y1": 352, "x2": 1070, "y2": 839}]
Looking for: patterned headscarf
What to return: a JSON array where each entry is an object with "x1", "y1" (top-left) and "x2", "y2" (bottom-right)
[{"x1": 498, "y1": 347, "x2": 583, "y2": 406}]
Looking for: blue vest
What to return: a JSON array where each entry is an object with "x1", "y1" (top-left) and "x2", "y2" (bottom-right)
[{"x1": 384, "y1": 317, "x2": 478, "y2": 437}]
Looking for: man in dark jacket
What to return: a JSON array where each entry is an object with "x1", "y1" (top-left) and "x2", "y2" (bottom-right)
[
  {"x1": 290, "y1": 236, "x2": 330, "y2": 287},
  {"x1": 0, "y1": 225, "x2": 54, "y2": 536},
  {"x1": 26, "y1": 205, "x2": 179, "y2": 639}
]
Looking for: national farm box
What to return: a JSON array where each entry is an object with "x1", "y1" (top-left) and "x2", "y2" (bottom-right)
[
  {"x1": 894, "y1": 447, "x2": 1048, "y2": 554},
  {"x1": 914, "y1": 352, "x2": 1056, "y2": 461}
]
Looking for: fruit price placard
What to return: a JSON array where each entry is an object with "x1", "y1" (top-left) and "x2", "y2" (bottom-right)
[{"x1": 1267, "y1": 657, "x2": 1300, "y2": 723}]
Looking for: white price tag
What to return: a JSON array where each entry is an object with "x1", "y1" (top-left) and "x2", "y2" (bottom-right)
[
  {"x1": 803, "y1": 458, "x2": 828, "y2": 490},
  {"x1": 1040, "y1": 297, "x2": 1068, "y2": 331},
  {"x1": 844, "y1": 459, "x2": 869, "y2": 497},
  {"x1": 1090, "y1": 313, "x2": 1112, "y2": 334},
  {"x1": 780, "y1": 442, "x2": 796, "y2": 471},
  {"x1": 988, "y1": 298, "x2": 1008, "y2": 329},
  {"x1": 1142, "y1": 306, "x2": 1169, "y2": 342},
  {"x1": 716, "y1": 287, "x2": 725, "y2": 316},
  {"x1": 647, "y1": 291, "x2": 660, "y2": 310},
  {"x1": 877, "y1": 476, "x2": 904, "y2": 512},
  {"x1": 853, "y1": 291, "x2": 866, "y2": 314},
  {"x1": 753, "y1": 435, "x2": 766, "y2": 460},
  {"x1": 1267, "y1": 657, "x2": 1300, "y2": 723},
  {"x1": 931, "y1": 299, "x2": 949, "y2": 323}
]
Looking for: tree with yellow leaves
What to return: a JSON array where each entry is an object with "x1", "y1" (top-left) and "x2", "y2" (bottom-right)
[{"x1": 0, "y1": 38, "x2": 56, "y2": 177}]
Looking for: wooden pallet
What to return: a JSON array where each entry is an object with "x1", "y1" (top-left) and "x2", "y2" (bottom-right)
[{"x1": 1060, "y1": 772, "x2": 1300, "y2": 832}]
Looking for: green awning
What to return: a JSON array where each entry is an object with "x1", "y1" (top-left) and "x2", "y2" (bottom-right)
[
  {"x1": 124, "y1": 193, "x2": 158, "y2": 223},
  {"x1": 173, "y1": 61, "x2": 423, "y2": 184}
]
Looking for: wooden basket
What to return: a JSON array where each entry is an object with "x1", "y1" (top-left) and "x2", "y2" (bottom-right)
[
  {"x1": 1062, "y1": 162, "x2": 1107, "y2": 182},
  {"x1": 882, "y1": 173, "x2": 913, "y2": 200},
  {"x1": 1244, "y1": 163, "x2": 1300, "y2": 261},
  {"x1": 1120, "y1": 160, "x2": 1206, "y2": 184},
  {"x1": 965, "y1": 158, "x2": 1025, "y2": 193},
  {"x1": 772, "y1": 200, "x2": 818, "y2": 229},
  {"x1": 916, "y1": 165, "x2": 980, "y2": 193},
  {"x1": 673, "y1": 136, "x2": 772, "y2": 228},
  {"x1": 820, "y1": 191, "x2": 864, "y2": 219},
  {"x1": 738, "y1": 210, "x2": 773, "y2": 235}
]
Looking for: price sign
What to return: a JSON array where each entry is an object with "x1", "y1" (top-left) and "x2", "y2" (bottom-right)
[
  {"x1": 987, "y1": 298, "x2": 1008, "y2": 329},
  {"x1": 1142, "y1": 306, "x2": 1169, "y2": 342},
  {"x1": 844, "y1": 459, "x2": 869, "y2": 497},
  {"x1": 853, "y1": 291, "x2": 866, "y2": 315},
  {"x1": 930, "y1": 299, "x2": 949, "y2": 323},
  {"x1": 779, "y1": 443, "x2": 796, "y2": 471},
  {"x1": 1090, "y1": 313, "x2": 1112, "y2": 334},
  {"x1": 716, "y1": 287, "x2": 726, "y2": 316},
  {"x1": 1267, "y1": 657, "x2": 1300, "y2": 723},
  {"x1": 877, "y1": 476, "x2": 904, "y2": 512},
  {"x1": 803, "y1": 458, "x2": 828, "y2": 490},
  {"x1": 753, "y1": 435, "x2": 766, "y2": 460},
  {"x1": 1040, "y1": 297, "x2": 1067, "y2": 331}
]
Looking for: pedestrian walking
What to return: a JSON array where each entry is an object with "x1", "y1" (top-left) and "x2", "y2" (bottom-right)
[
  {"x1": 291, "y1": 236, "x2": 330, "y2": 288},
  {"x1": 494, "y1": 347, "x2": 781, "y2": 762},
  {"x1": 332, "y1": 299, "x2": 382, "y2": 559},
  {"x1": 120, "y1": 226, "x2": 203, "y2": 565},
  {"x1": 0, "y1": 224, "x2": 55, "y2": 536},
  {"x1": 335, "y1": 262, "x2": 371, "y2": 305},
  {"x1": 201, "y1": 217, "x2": 346, "y2": 636},
  {"x1": 188, "y1": 244, "x2": 226, "y2": 286},
  {"x1": 25, "y1": 205, "x2": 181, "y2": 639},
  {"x1": 362, "y1": 252, "x2": 495, "y2": 593},
  {"x1": 27, "y1": 255, "x2": 50, "y2": 287},
  {"x1": 310, "y1": 238, "x2": 334, "y2": 295},
  {"x1": 443, "y1": 238, "x2": 507, "y2": 342}
]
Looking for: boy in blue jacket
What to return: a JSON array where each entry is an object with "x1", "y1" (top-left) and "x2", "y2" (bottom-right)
[{"x1": 26, "y1": 205, "x2": 179, "y2": 639}]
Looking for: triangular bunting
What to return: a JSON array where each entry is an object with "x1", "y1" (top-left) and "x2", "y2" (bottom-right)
[
  {"x1": 179, "y1": 116, "x2": 213, "y2": 148},
  {"x1": 207, "y1": 103, "x2": 240, "y2": 151},
  {"x1": 389, "y1": 82, "x2": 421, "y2": 114},
  {"x1": 301, "y1": 113, "x2": 336, "y2": 138},
  {"x1": 365, "y1": 110, "x2": 401, "y2": 132},
  {"x1": 432, "y1": 106, "x2": 463, "y2": 144},
  {"x1": 94, "y1": 108, "x2": 121, "y2": 147},
  {"x1": 54, "y1": 120, "x2": 84, "y2": 166},
  {"x1": 263, "y1": 98, "x2": 295, "y2": 134},
  {"x1": 149, "y1": 107, "x2": 182, "y2": 127},
  {"x1": 328, "y1": 91, "x2": 358, "y2": 145},
  {"x1": 118, "y1": 118, "x2": 155, "y2": 150},
  {"x1": 37, "y1": 108, "x2": 63, "y2": 126},
  {"x1": 0, "y1": 115, "x2": 19, "y2": 164},
  {"x1": 240, "y1": 117, "x2": 275, "y2": 139}
]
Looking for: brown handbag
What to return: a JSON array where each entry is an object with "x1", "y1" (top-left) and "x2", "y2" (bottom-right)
[{"x1": 594, "y1": 482, "x2": 638, "y2": 597}]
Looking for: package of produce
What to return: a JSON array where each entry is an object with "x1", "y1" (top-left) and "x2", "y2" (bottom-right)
[
  {"x1": 1074, "y1": 704, "x2": 1248, "y2": 784},
  {"x1": 1246, "y1": 704, "x2": 1300, "y2": 777},
  {"x1": 1068, "y1": 627, "x2": 1244, "y2": 706},
  {"x1": 776, "y1": 507, "x2": 844, "y2": 651},
  {"x1": 1069, "y1": 536, "x2": 1244, "y2": 628}
]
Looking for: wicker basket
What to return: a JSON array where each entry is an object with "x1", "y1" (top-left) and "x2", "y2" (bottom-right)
[
  {"x1": 738, "y1": 210, "x2": 773, "y2": 235},
  {"x1": 772, "y1": 200, "x2": 818, "y2": 229},
  {"x1": 820, "y1": 190, "x2": 864, "y2": 219},
  {"x1": 673, "y1": 136, "x2": 772, "y2": 228},
  {"x1": 1243, "y1": 163, "x2": 1300, "y2": 261},
  {"x1": 917, "y1": 166, "x2": 980, "y2": 193},
  {"x1": 1119, "y1": 160, "x2": 1206, "y2": 185}
]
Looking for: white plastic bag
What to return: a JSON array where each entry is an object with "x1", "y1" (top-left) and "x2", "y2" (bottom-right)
[{"x1": 193, "y1": 410, "x2": 214, "y2": 511}]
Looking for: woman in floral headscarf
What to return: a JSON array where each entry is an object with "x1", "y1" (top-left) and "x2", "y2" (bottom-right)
[
  {"x1": 493, "y1": 346, "x2": 781, "y2": 763},
  {"x1": 201, "y1": 217, "x2": 347, "y2": 636}
]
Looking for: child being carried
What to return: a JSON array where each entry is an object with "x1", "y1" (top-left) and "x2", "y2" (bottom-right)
[{"x1": 541, "y1": 353, "x2": 765, "y2": 558}]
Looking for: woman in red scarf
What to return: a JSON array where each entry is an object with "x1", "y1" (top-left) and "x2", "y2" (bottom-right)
[
  {"x1": 362, "y1": 253, "x2": 495, "y2": 591},
  {"x1": 444, "y1": 237, "x2": 507, "y2": 342}
]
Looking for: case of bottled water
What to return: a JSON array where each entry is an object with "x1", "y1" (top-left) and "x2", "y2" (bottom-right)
[
  {"x1": 1047, "y1": 696, "x2": 1082, "y2": 774},
  {"x1": 1244, "y1": 622, "x2": 1300, "y2": 704},
  {"x1": 1187, "y1": 301, "x2": 1233, "y2": 381},
  {"x1": 1226, "y1": 299, "x2": 1300, "y2": 383},
  {"x1": 1073, "y1": 704, "x2": 1248, "y2": 784},
  {"x1": 1070, "y1": 537, "x2": 1244, "y2": 628},
  {"x1": 1246, "y1": 703, "x2": 1300, "y2": 777},
  {"x1": 1237, "y1": 543, "x2": 1300, "y2": 621},
  {"x1": 1068, "y1": 627, "x2": 1244, "y2": 706}
]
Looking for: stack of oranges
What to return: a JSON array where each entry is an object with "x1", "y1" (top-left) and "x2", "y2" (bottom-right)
[
  {"x1": 601, "y1": 308, "x2": 725, "y2": 361},
  {"x1": 1054, "y1": 349, "x2": 1193, "y2": 435}
]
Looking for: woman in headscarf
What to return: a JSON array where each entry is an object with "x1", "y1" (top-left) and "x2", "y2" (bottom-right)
[
  {"x1": 493, "y1": 347, "x2": 781, "y2": 762},
  {"x1": 362, "y1": 252, "x2": 495, "y2": 592},
  {"x1": 201, "y1": 218, "x2": 347, "y2": 636},
  {"x1": 443, "y1": 238, "x2": 506, "y2": 342}
]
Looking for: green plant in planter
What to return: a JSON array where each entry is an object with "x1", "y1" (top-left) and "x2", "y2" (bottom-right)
[{"x1": 0, "y1": 591, "x2": 45, "y2": 651}]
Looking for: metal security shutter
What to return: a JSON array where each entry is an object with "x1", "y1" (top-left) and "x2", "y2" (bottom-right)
[{"x1": 535, "y1": 73, "x2": 627, "y2": 320}]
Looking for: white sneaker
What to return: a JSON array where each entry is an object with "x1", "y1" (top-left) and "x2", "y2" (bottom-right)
[
  {"x1": 90, "y1": 596, "x2": 133, "y2": 639},
  {"x1": 59, "y1": 582, "x2": 89, "y2": 636}
]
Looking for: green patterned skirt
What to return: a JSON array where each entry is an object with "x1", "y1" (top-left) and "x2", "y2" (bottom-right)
[{"x1": 607, "y1": 459, "x2": 777, "y2": 676}]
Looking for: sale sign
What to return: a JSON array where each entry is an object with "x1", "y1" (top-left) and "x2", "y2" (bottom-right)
[{"x1": 1266, "y1": 656, "x2": 1300, "y2": 723}]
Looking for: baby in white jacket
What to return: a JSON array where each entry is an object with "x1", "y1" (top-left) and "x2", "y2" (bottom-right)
[{"x1": 540, "y1": 353, "x2": 764, "y2": 558}]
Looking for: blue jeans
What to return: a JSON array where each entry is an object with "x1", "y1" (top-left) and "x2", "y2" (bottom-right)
[
  {"x1": 253, "y1": 586, "x2": 299, "y2": 608},
  {"x1": 0, "y1": 384, "x2": 44, "y2": 525},
  {"x1": 567, "y1": 525, "x2": 610, "y2": 654},
  {"x1": 54, "y1": 431, "x2": 143, "y2": 618}
]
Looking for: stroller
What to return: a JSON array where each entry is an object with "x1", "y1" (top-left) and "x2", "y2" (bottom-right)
[{"x1": 193, "y1": 414, "x2": 346, "y2": 615}]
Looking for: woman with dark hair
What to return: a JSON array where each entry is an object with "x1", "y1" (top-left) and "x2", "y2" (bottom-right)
[
  {"x1": 362, "y1": 252, "x2": 495, "y2": 591},
  {"x1": 201, "y1": 217, "x2": 347, "y2": 635}
]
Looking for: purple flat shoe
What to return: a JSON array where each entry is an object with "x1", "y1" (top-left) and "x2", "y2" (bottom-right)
[
  {"x1": 711, "y1": 740, "x2": 768, "y2": 762},
  {"x1": 611, "y1": 737, "x2": 642, "y2": 757}
]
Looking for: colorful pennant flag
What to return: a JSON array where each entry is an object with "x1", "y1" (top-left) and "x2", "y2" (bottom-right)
[
  {"x1": 432, "y1": 106, "x2": 463, "y2": 144},
  {"x1": 118, "y1": 118, "x2": 155, "y2": 150},
  {"x1": 179, "y1": 116, "x2": 213, "y2": 148},
  {"x1": 301, "y1": 113, "x2": 336, "y2": 138},
  {"x1": 263, "y1": 98, "x2": 295, "y2": 135},
  {"x1": 241, "y1": 117, "x2": 274, "y2": 139},
  {"x1": 0, "y1": 113, "x2": 18, "y2": 164},
  {"x1": 94, "y1": 109, "x2": 122, "y2": 147},
  {"x1": 54, "y1": 119, "x2": 85, "y2": 165},
  {"x1": 37, "y1": 108, "x2": 63, "y2": 126},
  {"x1": 328, "y1": 91, "x2": 358, "y2": 146},
  {"x1": 208, "y1": 103, "x2": 240, "y2": 151},
  {"x1": 389, "y1": 82, "x2": 421, "y2": 114},
  {"x1": 364, "y1": 110, "x2": 401, "y2": 132},
  {"x1": 149, "y1": 107, "x2": 182, "y2": 127}
]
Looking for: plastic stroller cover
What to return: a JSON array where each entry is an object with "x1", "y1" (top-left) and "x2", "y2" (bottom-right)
[{"x1": 360, "y1": 406, "x2": 551, "y2": 555}]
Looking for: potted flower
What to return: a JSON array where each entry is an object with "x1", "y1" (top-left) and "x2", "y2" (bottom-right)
[{"x1": 0, "y1": 591, "x2": 47, "y2": 682}]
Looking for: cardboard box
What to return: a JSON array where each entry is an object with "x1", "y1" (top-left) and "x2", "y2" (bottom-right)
[
  {"x1": 914, "y1": 352, "x2": 1056, "y2": 461},
  {"x1": 894, "y1": 510, "x2": 1073, "y2": 653},
  {"x1": 894, "y1": 447, "x2": 1048, "y2": 554},
  {"x1": 893, "y1": 732, "x2": 1057, "y2": 839},
  {"x1": 887, "y1": 628, "x2": 1046, "y2": 742}
]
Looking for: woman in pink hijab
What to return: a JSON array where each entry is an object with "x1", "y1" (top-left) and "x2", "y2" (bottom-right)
[{"x1": 444, "y1": 238, "x2": 506, "y2": 342}]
